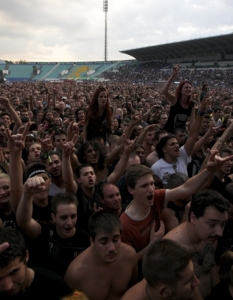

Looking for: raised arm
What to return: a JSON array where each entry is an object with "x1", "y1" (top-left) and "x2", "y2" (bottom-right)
[
  {"x1": 62, "y1": 137, "x2": 78, "y2": 194},
  {"x1": 162, "y1": 64, "x2": 179, "y2": 105},
  {"x1": 184, "y1": 98, "x2": 209, "y2": 156},
  {"x1": 167, "y1": 150, "x2": 233, "y2": 202},
  {"x1": 0, "y1": 97, "x2": 22, "y2": 134},
  {"x1": 7, "y1": 123, "x2": 29, "y2": 214},
  {"x1": 16, "y1": 177, "x2": 43, "y2": 239},
  {"x1": 107, "y1": 139, "x2": 134, "y2": 184}
]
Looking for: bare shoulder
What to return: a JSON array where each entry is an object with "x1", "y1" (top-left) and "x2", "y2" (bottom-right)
[
  {"x1": 161, "y1": 207, "x2": 176, "y2": 218},
  {"x1": 120, "y1": 242, "x2": 138, "y2": 263},
  {"x1": 64, "y1": 248, "x2": 92, "y2": 290},
  {"x1": 163, "y1": 222, "x2": 186, "y2": 242},
  {"x1": 65, "y1": 247, "x2": 91, "y2": 276},
  {"x1": 146, "y1": 151, "x2": 158, "y2": 167},
  {"x1": 121, "y1": 280, "x2": 147, "y2": 300}
]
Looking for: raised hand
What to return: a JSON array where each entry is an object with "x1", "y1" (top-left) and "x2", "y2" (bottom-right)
[
  {"x1": 62, "y1": 135, "x2": 78, "y2": 157},
  {"x1": 23, "y1": 176, "x2": 46, "y2": 195},
  {"x1": 0, "y1": 97, "x2": 11, "y2": 109},
  {"x1": 6, "y1": 122, "x2": 30, "y2": 153},
  {"x1": 38, "y1": 131, "x2": 55, "y2": 152},
  {"x1": 130, "y1": 113, "x2": 142, "y2": 127},
  {"x1": 172, "y1": 64, "x2": 180, "y2": 76},
  {"x1": 206, "y1": 149, "x2": 233, "y2": 173},
  {"x1": 67, "y1": 121, "x2": 82, "y2": 141}
]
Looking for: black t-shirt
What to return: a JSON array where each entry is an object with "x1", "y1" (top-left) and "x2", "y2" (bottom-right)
[
  {"x1": 0, "y1": 210, "x2": 18, "y2": 228},
  {"x1": 166, "y1": 201, "x2": 185, "y2": 223},
  {"x1": 0, "y1": 266, "x2": 70, "y2": 300},
  {"x1": 76, "y1": 183, "x2": 104, "y2": 233},
  {"x1": 32, "y1": 196, "x2": 53, "y2": 227},
  {"x1": 205, "y1": 282, "x2": 233, "y2": 300},
  {"x1": 43, "y1": 225, "x2": 90, "y2": 277}
]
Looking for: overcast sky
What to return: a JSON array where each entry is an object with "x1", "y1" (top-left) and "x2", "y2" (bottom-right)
[{"x1": 0, "y1": 0, "x2": 232, "y2": 62}]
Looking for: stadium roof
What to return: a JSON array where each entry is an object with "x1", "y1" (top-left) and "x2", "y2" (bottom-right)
[{"x1": 120, "y1": 33, "x2": 233, "y2": 61}]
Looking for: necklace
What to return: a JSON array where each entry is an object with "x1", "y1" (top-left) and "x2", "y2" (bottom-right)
[
  {"x1": 146, "y1": 283, "x2": 153, "y2": 300},
  {"x1": 186, "y1": 224, "x2": 203, "y2": 266}
]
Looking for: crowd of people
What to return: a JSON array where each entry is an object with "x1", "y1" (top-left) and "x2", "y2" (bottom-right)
[
  {"x1": 0, "y1": 63, "x2": 233, "y2": 299},
  {"x1": 101, "y1": 61, "x2": 233, "y2": 87}
]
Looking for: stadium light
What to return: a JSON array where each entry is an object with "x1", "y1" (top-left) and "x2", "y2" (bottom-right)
[{"x1": 103, "y1": 0, "x2": 108, "y2": 62}]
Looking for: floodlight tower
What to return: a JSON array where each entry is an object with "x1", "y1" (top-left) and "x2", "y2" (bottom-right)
[{"x1": 103, "y1": 0, "x2": 108, "y2": 62}]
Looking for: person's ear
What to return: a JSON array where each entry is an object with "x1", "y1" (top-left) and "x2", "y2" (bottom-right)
[
  {"x1": 51, "y1": 213, "x2": 56, "y2": 223},
  {"x1": 190, "y1": 211, "x2": 197, "y2": 225},
  {"x1": 159, "y1": 285, "x2": 171, "y2": 298},
  {"x1": 127, "y1": 187, "x2": 135, "y2": 195},
  {"x1": 90, "y1": 236, "x2": 95, "y2": 247}
]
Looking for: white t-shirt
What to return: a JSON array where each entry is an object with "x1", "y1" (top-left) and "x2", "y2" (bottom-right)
[
  {"x1": 49, "y1": 182, "x2": 65, "y2": 197},
  {"x1": 151, "y1": 146, "x2": 191, "y2": 186}
]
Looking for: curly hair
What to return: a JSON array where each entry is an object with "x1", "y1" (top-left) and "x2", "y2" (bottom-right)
[{"x1": 77, "y1": 141, "x2": 107, "y2": 170}]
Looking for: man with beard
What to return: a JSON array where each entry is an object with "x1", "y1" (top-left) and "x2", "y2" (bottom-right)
[
  {"x1": 164, "y1": 189, "x2": 229, "y2": 299},
  {"x1": 46, "y1": 151, "x2": 65, "y2": 197},
  {"x1": 121, "y1": 239, "x2": 201, "y2": 300}
]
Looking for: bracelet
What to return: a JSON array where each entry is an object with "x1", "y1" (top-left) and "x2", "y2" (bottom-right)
[{"x1": 218, "y1": 139, "x2": 225, "y2": 144}]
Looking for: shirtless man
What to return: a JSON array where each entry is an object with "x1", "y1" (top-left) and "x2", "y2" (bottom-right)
[
  {"x1": 164, "y1": 189, "x2": 229, "y2": 299},
  {"x1": 64, "y1": 210, "x2": 138, "y2": 300},
  {"x1": 121, "y1": 239, "x2": 201, "y2": 300}
]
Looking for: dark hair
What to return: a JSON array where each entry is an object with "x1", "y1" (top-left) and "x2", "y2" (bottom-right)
[
  {"x1": 142, "y1": 239, "x2": 192, "y2": 288},
  {"x1": 189, "y1": 189, "x2": 229, "y2": 220},
  {"x1": 213, "y1": 106, "x2": 222, "y2": 113},
  {"x1": 76, "y1": 164, "x2": 95, "y2": 178},
  {"x1": 175, "y1": 80, "x2": 192, "y2": 105},
  {"x1": 218, "y1": 251, "x2": 233, "y2": 284},
  {"x1": 0, "y1": 228, "x2": 27, "y2": 268},
  {"x1": 154, "y1": 130, "x2": 167, "y2": 141},
  {"x1": 85, "y1": 87, "x2": 112, "y2": 131},
  {"x1": 153, "y1": 174, "x2": 163, "y2": 189},
  {"x1": 74, "y1": 108, "x2": 84, "y2": 121},
  {"x1": 51, "y1": 192, "x2": 78, "y2": 214},
  {"x1": 53, "y1": 129, "x2": 67, "y2": 141},
  {"x1": 219, "y1": 147, "x2": 233, "y2": 157},
  {"x1": 49, "y1": 150, "x2": 62, "y2": 161},
  {"x1": 156, "y1": 135, "x2": 176, "y2": 159},
  {"x1": 167, "y1": 172, "x2": 188, "y2": 189},
  {"x1": 77, "y1": 141, "x2": 106, "y2": 170},
  {"x1": 0, "y1": 112, "x2": 12, "y2": 120},
  {"x1": 89, "y1": 210, "x2": 122, "y2": 240},
  {"x1": 173, "y1": 127, "x2": 186, "y2": 135},
  {"x1": 126, "y1": 164, "x2": 153, "y2": 189}
]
